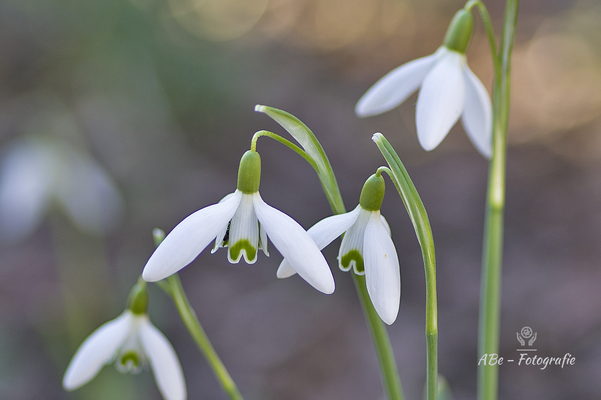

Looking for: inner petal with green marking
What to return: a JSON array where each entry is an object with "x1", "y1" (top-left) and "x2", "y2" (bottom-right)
[
  {"x1": 117, "y1": 350, "x2": 143, "y2": 374},
  {"x1": 227, "y1": 193, "x2": 260, "y2": 264},
  {"x1": 340, "y1": 249, "x2": 365, "y2": 275},
  {"x1": 229, "y1": 239, "x2": 258, "y2": 264}
]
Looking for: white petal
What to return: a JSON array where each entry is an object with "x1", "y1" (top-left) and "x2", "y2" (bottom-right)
[
  {"x1": 139, "y1": 318, "x2": 187, "y2": 400},
  {"x1": 461, "y1": 65, "x2": 493, "y2": 158},
  {"x1": 227, "y1": 193, "x2": 260, "y2": 264},
  {"x1": 63, "y1": 311, "x2": 133, "y2": 390},
  {"x1": 253, "y1": 193, "x2": 335, "y2": 294},
  {"x1": 55, "y1": 146, "x2": 124, "y2": 235},
  {"x1": 0, "y1": 140, "x2": 52, "y2": 243},
  {"x1": 355, "y1": 52, "x2": 439, "y2": 117},
  {"x1": 416, "y1": 49, "x2": 466, "y2": 151},
  {"x1": 364, "y1": 212, "x2": 400, "y2": 325},
  {"x1": 212, "y1": 193, "x2": 237, "y2": 253},
  {"x1": 142, "y1": 191, "x2": 242, "y2": 282},
  {"x1": 277, "y1": 207, "x2": 361, "y2": 278}
]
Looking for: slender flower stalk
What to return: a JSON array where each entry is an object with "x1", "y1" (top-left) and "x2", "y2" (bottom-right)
[
  {"x1": 152, "y1": 229, "x2": 245, "y2": 400},
  {"x1": 476, "y1": 1, "x2": 519, "y2": 400}
]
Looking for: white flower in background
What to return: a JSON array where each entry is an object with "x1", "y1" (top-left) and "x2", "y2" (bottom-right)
[
  {"x1": 142, "y1": 150, "x2": 335, "y2": 294},
  {"x1": 63, "y1": 284, "x2": 186, "y2": 400},
  {"x1": 355, "y1": 9, "x2": 492, "y2": 158},
  {"x1": 278, "y1": 173, "x2": 400, "y2": 324},
  {"x1": 0, "y1": 136, "x2": 123, "y2": 243}
]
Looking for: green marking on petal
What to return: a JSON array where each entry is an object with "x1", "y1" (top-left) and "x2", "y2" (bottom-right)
[
  {"x1": 340, "y1": 249, "x2": 365, "y2": 275},
  {"x1": 119, "y1": 351, "x2": 140, "y2": 372},
  {"x1": 229, "y1": 239, "x2": 257, "y2": 263}
]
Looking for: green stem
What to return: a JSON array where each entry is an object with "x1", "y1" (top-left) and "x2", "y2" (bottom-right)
[
  {"x1": 167, "y1": 274, "x2": 244, "y2": 400},
  {"x1": 353, "y1": 274, "x2": 404, "y2": 400},
  {"x1": 477, "y1": 1, "x2": 518, "y2": 400},
  {"x1": 250, "y1": 130, "x2": 319, "y2": 171},
  {"x1": 465, "y1": 0, "x2": 500, "y2": 75}
]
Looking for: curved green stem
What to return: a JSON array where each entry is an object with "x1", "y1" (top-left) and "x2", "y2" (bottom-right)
[
  {"x1": 477, "y1": 1, "x2": 518, "y2": 400},
  {"x1": 465, "y1": 0, "x2": 500, "y2": 76},
  {"x1": 167, "y1": 274, "x2": 244, "y2": 400},
  {"x1": 250, "y1": 130, "x2": 319, "y2": 171}
]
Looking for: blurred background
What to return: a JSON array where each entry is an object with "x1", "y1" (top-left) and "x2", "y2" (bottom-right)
[{"x1": 1, "y1": 0, "x2": 601, "y2": 399}]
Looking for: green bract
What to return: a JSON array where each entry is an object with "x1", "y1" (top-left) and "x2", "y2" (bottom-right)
[
  {"x1": 237, "y1": 150, "x2": 261, "y2": 194},
  {"x1": 443, "y1": 9, "x2": 474, "y2": 54},
  {"x1": 359, "y1": 173, "x2": 385, "y2": 212}
]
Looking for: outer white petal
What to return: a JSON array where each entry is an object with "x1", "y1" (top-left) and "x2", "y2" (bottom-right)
[
  {"x1": 252, "y1": 193, "x2": 335, "y2": 294},
  {"x1": 142, "y1": 191, "x2": 242, "y2": 282},
  {"x1": 139, "y1": 318, "x2": 187, "y2": 400},
  {"x1": 277, "y1": 206, "x2": 361, "y2": 278},
  {"x1": 461, "y1": 65, "x2": 493, "y2": 158},
  {"x1": 416, "y1": 49, "x2": 466, "y2": 151},
  {"x1": 0, "y1": 141, "x2": 52, "y2": 243},
  {"x1": 355, "y1": 52, "x2": 439, "y2": 117},
  {"x1": 364, "y1": 213, "x2": 400, "y2": 325},
  {"x1": 55, "y1": 146, "x2": 124, "y2": 235},
  {"x1": 63, "y1": 311, "x2": 133, "y2": 390}
]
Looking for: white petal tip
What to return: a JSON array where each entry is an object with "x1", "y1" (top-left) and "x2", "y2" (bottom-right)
[
  {"x1": 255, "y1": 105, "x2": 266, "y2": 113},
  {"x1": 315, "y1": 279, "x2": 335, "y2": 295},
  {"x1": 141, "y1": 267, "x2": 163, "y2": 283}
]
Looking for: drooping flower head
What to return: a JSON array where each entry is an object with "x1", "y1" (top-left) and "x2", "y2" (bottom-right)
[
  {"x1": 355, "y1": 9, "x2": 492, "y2": 158},
  {"x1": 63, "y1": 282, "x2": 186, "y2": 400},
  {"x1": 278, "y1": 172, "x2": 400, "y2": 324},
  {"x1": 0, "y1": 136, "x2": 123, "y2": 243},
  {"x1": 142, "y1": 150, "x2": 335, "y2": 294}
]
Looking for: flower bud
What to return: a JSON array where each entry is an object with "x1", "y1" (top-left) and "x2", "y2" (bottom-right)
[
  {"x1": 359, "y1": 173, "x2": 385, "y2": 211},
  {"x1": 443, "y1": 9, "x2": 474, "y2": 54},
  {"x1": 237, "y1": 150, "x2": 261, "y2": 194}
]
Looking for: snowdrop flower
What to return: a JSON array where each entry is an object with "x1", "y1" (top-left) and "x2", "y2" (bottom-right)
[
  {"x1": 0, "y1": 136, "x2": 123, "y2": 243},
  {"x1": 278, "y1": 173, "x2": 400, "y2": 324},
  {"x1": 356, "y1": 9, "x2": 492, "y2": 158},
  {"x1": 63, "y1": 283, "x2": 186, "y2": 400},
  {"x1": 143, "y1": 150, "x2": 335, "y2": 294}
]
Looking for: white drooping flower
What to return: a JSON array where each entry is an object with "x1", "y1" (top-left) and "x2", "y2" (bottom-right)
[
  {"x1": 0, "y1": 136, "x2": 123, "y2": 243},
  {"x1": 278, "y1": 173, "x2": 400, "y2": 324},
  {"x1": 355, "y1": 9, "x2": 492, "y2": 158},
  {"x1": 142, "y1": 150, "x2": 335, "y2": 294},
  {"x1": 63, "y1": 284, "x2": 186, "y2": 400}
]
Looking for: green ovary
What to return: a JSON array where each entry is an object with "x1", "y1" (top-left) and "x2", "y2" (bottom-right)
[
  {"x1": 340, "y1": 249, "x2": 364, "y2": 274},
  {"x1": 229, "y1": 239, "x2": 257, "y2": 262}
]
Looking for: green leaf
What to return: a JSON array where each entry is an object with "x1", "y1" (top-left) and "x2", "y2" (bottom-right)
[{"x1": 372, "y1": 132, "x2": 438, "y2": 400}]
